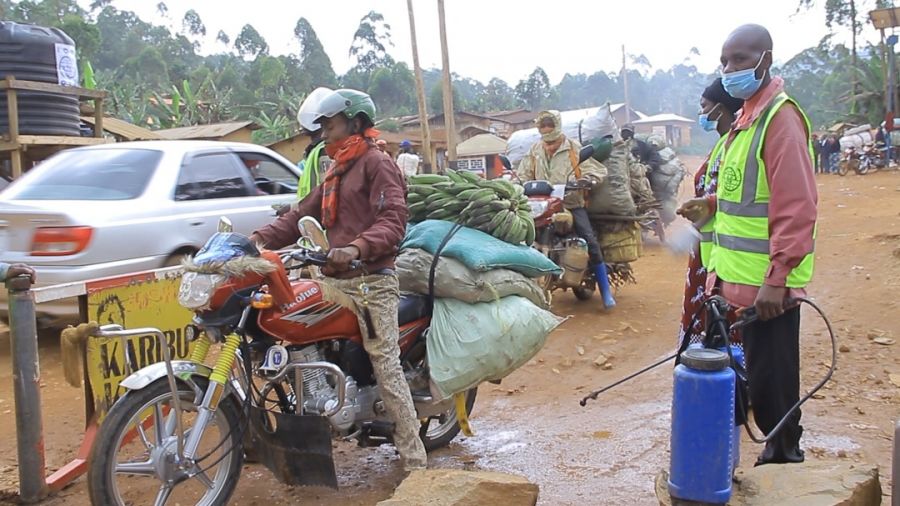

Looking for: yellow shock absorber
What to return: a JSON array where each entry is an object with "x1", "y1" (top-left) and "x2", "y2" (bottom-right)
[
  {"x1": 209, "y1": 333, "x2": 241, "y2": 384},
  {"x1": 188, "y1": 335, "x2": 211, "y2": 364}
]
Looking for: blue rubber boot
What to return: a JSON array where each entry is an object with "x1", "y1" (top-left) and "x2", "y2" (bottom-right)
[{"x1": 595, "y1": 263, "x2": 616, "y2": 309}]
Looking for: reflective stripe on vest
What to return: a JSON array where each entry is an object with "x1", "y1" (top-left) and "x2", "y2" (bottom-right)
[
  {"x1": 699, "y1": 135, "x2": 728, "y2": 267},
  {"x1": 710, "y1": 93, "x2": 816, "y2": 288},
  {"x1": 297, "y1": 142, "x2": 325, "y2": 200}
]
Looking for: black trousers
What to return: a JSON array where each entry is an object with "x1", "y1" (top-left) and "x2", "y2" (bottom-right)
[
  {"x1": 742, "y1": 306, "x2": 804, "y2": 464},
  {"x1": 570, "y1": 207, "x2": 602, "y2": 265}
]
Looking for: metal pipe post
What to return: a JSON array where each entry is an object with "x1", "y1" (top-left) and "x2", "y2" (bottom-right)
[
  {"x1": 7, "y1": 275, "x2": 48, "y2": 503},
  {"x1": 893, "y1": 418, "x2": 898, "y2": 506}
]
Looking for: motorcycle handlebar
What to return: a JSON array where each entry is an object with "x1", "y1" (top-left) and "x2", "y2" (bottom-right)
[{"x1": 290, "y1": 249, "x2": 363, "y2": 271}]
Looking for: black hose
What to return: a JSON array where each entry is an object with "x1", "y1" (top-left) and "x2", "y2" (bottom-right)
[{"x1": 729, "y1": 297, "x2": 837, "y2": 444}]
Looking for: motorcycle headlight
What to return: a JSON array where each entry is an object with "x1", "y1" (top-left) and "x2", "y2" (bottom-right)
[
  {"x1": 178, "y1": 272, "x2": 226, "y2": 310},
  {"x1": 529, "y1": 200, "x2": 549, "y2": 218}
]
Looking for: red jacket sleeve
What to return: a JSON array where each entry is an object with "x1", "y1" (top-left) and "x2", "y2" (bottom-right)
[
  {"x1": 349, "y1": 156, "x2": 408, "y2": 260},
  {"x1": 252, "y1": 185, "x2": 324, "y2": 250},
  {"x1": 762, "y1": 104, "x2": 818, "y2": 286}
]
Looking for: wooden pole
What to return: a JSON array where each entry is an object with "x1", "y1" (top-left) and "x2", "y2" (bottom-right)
[
  {"x1": 407, "y1": 0, "x2": 433, "y2": 173},
  {"x1": 6, "y1": 77, "x2": 22, "y2": 179},
  {"x1": 437, "y1": 0, "x2": 457, "y2": 170}
]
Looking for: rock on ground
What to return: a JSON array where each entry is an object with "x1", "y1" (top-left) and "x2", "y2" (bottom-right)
[
  {"x1": 655, "y1": 460, "x2": 881, "y2": 505},
  {"x1": 378, "y1": 469, "x2": 539, "y2": 506}
]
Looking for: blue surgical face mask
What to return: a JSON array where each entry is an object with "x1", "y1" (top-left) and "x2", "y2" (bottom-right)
[
  {"x1": 721, "y1": 51, "x2": 769, "y2": 100},
  {"x1": 698, "y1": 113, "x2": 718, "y2": 132}
]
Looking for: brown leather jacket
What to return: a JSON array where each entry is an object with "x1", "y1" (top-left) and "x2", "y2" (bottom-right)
[{"x1": 253, "y1": 148, "x2": 408, "y2": 276}]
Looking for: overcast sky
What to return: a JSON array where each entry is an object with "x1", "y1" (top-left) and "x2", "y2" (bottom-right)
[{"x1": 103, "y1": 0, "x2": 889, "y2": 84}]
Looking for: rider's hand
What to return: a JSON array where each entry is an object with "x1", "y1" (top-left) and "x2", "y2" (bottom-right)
[
  {"x1": 576, "y1": 177, "x2": 595, "y2": 188},
  {"x1": 4, "y1": 264, "x2": 35, "y2": 283},
  {"x1": 677, "y1": 198, "x2": 711, "y2": 223},
  {"x1": 754, "y1": 284, "x2": 787, "y2": 321},
  {"x1": 327, "y1": 246, "x2": 360, "y2": 272}
]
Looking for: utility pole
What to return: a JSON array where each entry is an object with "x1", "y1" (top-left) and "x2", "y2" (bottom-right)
[
  {"x1": 438, "y1": 0, "x2": 457, "y2": 170},
  {"x1": 622, "y1": 44, "x2": 630, "y2": 124},
  {"x1": 406, "y1": 0, "x2": 433, "y2": 173}
]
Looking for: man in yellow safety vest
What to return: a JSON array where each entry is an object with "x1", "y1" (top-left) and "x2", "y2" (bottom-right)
[{"x1": 680, "y1": 24, "x2": 818, "y2": 466}]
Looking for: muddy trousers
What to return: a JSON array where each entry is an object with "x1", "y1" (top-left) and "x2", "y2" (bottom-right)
[
  {"x1": 743, "y1": 306, "x2": 804, "y2": 465},
  {"x1": 329, "y1": 274, "x2": 428, "y2": 470}
]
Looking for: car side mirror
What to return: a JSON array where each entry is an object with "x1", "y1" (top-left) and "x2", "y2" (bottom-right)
[
  {"x1": 217, "y1": 217, "x2": 233, "y2": 233},
  {"x1": 297, "y1": 216, "x2": 328, "y2": 252},
  {"x1": 499, "y1": 154, "x2": 513, "y2": 171}
]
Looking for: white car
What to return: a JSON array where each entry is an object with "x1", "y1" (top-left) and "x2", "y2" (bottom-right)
[{"x1": 0, "y1": 140, "x2": 302, "y2": 325}]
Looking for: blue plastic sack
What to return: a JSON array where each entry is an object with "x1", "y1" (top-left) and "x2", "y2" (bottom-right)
[{"x1": 401, "y1": 220, "x2": 561, "y2": 278}]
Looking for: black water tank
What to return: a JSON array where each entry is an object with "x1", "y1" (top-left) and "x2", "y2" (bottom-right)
[{"x1": 0, "y1": 21, "x2": 81, "y2": 136}]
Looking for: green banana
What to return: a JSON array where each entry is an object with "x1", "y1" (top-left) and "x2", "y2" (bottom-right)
[
  {"x1": 408, "y1": 201, "x2": 427, "y2": 216},
  {"x1": 472, "y1": 189, "x2": 499, "y2": 204},
  {"x1": 518, "y1": 202, "x2": 532, "y2": 213},
  {"x1": 424, "y1": 191, "x2": 451, "y2": 206},
  {"x1": 456, "y1": 188, "x2": 482, "y2": 201},
  {"x1": 445, "y1": 169, "x2": 465, "y2": 183},
  {"x1": 408, "y1": 174, "x2": 450, "y2": 185},
  {"x1": 407, "y1": 192, "x2": 425, "y2": 204},
  {"x1": 466, "y1": 212, "x2": 494, "y2": 227},
  {"x1": 487, "y1": 199, "x2": 513, "y2": 212},
  {"x1": 512, "y1": 184, "x2": 524, "y2": 199},
  {"x1": 444, "y1": 183, "x2": 479, "y2": 195},
  {"x1": 457, "y1": 170, "x2": 482, "y2": 184},
  {"x1": 524, "y1": 219, "x2": 536, "y2": 245},
  {"x1": 488, "y1": 209, "x2": 510, "y2": 231},
  {"x1": 427, "y1": 208, "x2": 453, "y2": 220},
  {"x1": 426, "y1": 197, "x2": 456, "y2": 213},
  {"x1": 494, "y1": 211, "x2": 517, "y2": 241},
  {"x1": 407, "y1": 184, "x2": 439, "y2": 196}
]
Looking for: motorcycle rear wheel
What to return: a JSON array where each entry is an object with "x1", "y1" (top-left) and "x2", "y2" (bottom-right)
[{"x1": 88, "y1": 377, "x2": 244, "y2": 506}]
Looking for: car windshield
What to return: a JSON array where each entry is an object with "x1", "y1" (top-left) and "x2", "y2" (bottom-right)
[{"x1": 5, "y1": 148, "x2": 162, "y2": 200}]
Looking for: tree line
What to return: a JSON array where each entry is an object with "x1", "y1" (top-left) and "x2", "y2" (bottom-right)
[{"x1": 0, "y1": 0, "x2": 895, "y2": 146}]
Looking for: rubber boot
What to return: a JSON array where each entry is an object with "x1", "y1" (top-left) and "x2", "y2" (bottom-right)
[{"x1": 595, "y1": 263, "x2": 616, "y2": 309}]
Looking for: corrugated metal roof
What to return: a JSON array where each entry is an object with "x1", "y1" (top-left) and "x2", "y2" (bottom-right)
[
  {"x1": 80, "y1": 116, "x2": 162, "y2": 140},
  {"x1": 457, "y1": 133, "x2": 506, "y2": 157},
  {"x1": 156, "y1": 121, "x2": 257, "y2": 140},
  {"x1": 632, "y1": 113, "x2": 694, "y2": 125}
]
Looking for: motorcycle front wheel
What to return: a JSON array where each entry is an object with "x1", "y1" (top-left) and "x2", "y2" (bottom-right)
[{"x1": 87, "y1": 377, "x2": 244, "y2": 506}]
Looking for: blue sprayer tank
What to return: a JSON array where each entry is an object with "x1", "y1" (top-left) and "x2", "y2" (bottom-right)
[{"x1": 669, "y1": 347, "x2": 735, "y2": 504}]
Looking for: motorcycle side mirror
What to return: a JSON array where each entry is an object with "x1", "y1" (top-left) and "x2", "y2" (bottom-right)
[
  {"x1": 297, "y1": 216, "x2": 329, "y2": 252},
  {"x1": 578, "y1": 145, "x2": 595, "y2": 164},
  {"x1": 499, "y1": 154, "x2": 513, "y2": 171},
  {"x1": 217, "y1": 217, "x2": 233, "y2": 233}
]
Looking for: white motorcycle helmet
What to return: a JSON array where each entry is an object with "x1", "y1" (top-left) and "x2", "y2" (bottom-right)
[{"x1": 296, "y1": 87, "x2": 335, "y2": 132}]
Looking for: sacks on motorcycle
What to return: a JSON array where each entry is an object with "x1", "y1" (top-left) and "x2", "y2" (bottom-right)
[
  {"x1": 648, "y1": 157, "x2": 685, "y2": 199},
  {"x1": 427, "y1": 296, "x2": 564, "y2": 400},
  {"x1": 396, "y1": 248, "x2": 549, "y2": 309},
  {"x1": 596, "y1": 221, "x2": 642, "y2": 263},
  {"x1": 504, "y1": 103, "x2": 619, "y2": 167},
  {"x1": 402, "y1": 220, "x2": 562, "y2": 278},
  {"x1": 628, "y1": 161, "x2": 655, "y2": 206},
  {"x1": 586, "y1": 141, "x2": 637, "y2": 216}
]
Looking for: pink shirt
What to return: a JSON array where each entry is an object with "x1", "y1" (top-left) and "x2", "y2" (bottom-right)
[{"x1": 705, "y1": 77, "x2": 818, "y2": 308}]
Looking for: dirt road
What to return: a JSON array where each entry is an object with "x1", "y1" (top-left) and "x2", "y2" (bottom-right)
[{"x1": 0, "y1": 165, "x2": 897, "y2": 505}]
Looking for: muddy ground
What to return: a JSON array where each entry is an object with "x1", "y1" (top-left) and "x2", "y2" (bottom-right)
[{"x1": 0, "y1": 162, "x2": 897, "y2": 505}]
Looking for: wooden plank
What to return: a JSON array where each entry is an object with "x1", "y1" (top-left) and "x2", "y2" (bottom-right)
[
  {"x1": 16, "y1": 135, "x2": 111, "y2": 146},
  {"x1": 10, "y1": 149, "x2": 22, "y2": 179},
  {"x1": 93, "y1": 98, "x2": 104, "y2": 138},
  {"x1": 0, "y1": 77, "x2": 106, "y2": 99}
]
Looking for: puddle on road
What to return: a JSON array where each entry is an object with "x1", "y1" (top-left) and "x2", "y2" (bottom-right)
[{"x1": 430, "y1": 397, "x2": 673, "y2": 505}]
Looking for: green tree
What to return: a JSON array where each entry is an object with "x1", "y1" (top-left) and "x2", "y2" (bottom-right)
[
  {"x1": 294, "y1": 17, "x2": 337, "y2": 88},
  {"x1": 234, "y1": 24, "x2": 268, "y2": 59},
  {"x1": 368, "y1": 61, "x2": 415, "y2": 116},
  {"x1": 483, "y1": 78, "x2": 517, "y2": 112},
  {"x1": 182, "y1": 9, "x2": 206, "y2": 38},
  {"x1": 515, "y1": 67, "x2": 552, "y2": 110},
  {"x1": 349, "y1": 11, "x2": 394, "y2": 74},
  {"x1": 215, "y1": 30, "x2": 230, "y2": 49}
]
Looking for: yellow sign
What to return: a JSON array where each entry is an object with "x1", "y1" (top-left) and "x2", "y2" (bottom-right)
[{"x1": 84, "y1": 272, "x2": 195, "y2": 418}]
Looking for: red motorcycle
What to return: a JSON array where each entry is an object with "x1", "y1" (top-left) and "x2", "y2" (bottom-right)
[{"x1": 87, "y1": 217, "x2": 476, "y2": 505}]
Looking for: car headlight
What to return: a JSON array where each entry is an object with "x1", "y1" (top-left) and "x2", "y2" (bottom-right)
[
  {"x1": 178, "y1": 272, "x2": 226, "y2": 310},
  {"x1": 529, "y1": 200, "x2": 549, "y2": 218}
]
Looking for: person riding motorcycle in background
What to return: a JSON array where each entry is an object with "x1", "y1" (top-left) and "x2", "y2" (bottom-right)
[
  {"x1": 621, "y1": 124, "x2": 663, "y2": 173},
  {"x1": 250, "y1": 87, "x2": 428, "y2": 473},
  {"x1": 516, "y1": 110, "x2": 617, "y2": 309}
]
